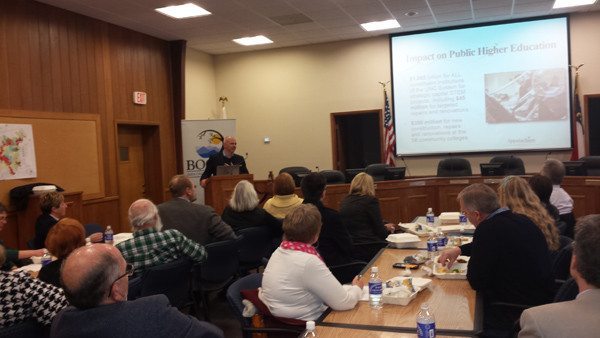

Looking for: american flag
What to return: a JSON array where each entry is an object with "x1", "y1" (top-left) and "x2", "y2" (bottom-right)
[{"x1": 383, "y1": 89, "x2": 396, "y2": 166}]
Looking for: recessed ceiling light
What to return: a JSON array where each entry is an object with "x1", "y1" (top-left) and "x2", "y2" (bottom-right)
[
  {"x1": 155, "y1": 3, "x2": 211, "y2": 19},
  {"x1": 553, "y1": 0, "x2": 597, "y2": 9},
  {"x1": 405, "y1": 11, "x2": 419, "y2": 17},
  {"x1": 233, "y1": 35, "x2": 274, "y2": 46},
  {"x1": 360, "y1": 19, "x2": 401, "y2": 32}
]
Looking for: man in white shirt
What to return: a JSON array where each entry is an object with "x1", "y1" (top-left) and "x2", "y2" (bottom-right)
[{"x1": 519, "y1": 214, "x2": 600, "y2": 338}]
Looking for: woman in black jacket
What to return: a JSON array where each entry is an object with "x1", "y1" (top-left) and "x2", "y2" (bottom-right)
[{"x1": 339, "y1": 173, "x2": 395, "y2": 262}]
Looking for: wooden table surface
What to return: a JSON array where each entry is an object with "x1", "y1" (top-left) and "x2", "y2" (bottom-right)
[
  {"x1": 318, "y1": 248, "x2": 482, "y2": 336},
  {"x1": 314, "y1": 325, "x2": 472, "y2": 337}
]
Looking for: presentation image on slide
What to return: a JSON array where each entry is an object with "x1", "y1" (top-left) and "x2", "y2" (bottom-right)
[
  {"x1": 485, "y1": 68, "x2": 568, "y2": 124},
  {"x1": 390, "y1": 16, "x2": 572, "y2": 156}
]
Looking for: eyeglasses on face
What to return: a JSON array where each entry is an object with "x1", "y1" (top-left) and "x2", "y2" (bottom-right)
[{"x1": 108, "y1": 263, "x2": 134, "y2": 297}]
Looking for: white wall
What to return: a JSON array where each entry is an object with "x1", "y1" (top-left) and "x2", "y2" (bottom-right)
[
  {"x1": 185, "y1": 48, "x2": 218, "y2": 119},
  {"x1": 186, "y1": 12, "x2": 600, "y2": 179}
]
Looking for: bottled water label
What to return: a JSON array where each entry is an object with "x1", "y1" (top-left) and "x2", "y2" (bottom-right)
[
  {"x1": 459, "y1": 213, "x2": 467, "y2": 224},
  {"x1": 104, "y1": 233, "x2": 113, "y2": 241},
  {"x1": 417, "y1": 322, "x2": 435, "y2": 338},
  {"x1": 369, "y1": 281, "x2": 382, "y2": 295},
  {"x1": 437, "y1": 235, "x2": 447, "y2": 247},
  {"x1": 427, "y1": 240, "x2": 437, "y2": 252},
  {"x1": 426, "y1": 214, "x2": 435, "y2": 224}
]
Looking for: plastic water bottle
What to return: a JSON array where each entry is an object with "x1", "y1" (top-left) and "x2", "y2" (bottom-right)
[
  {"x1": 459, "y1": 212, "x2": 467, "y2": 232},
  {"x1": 436, "y1": 229, "x2": 447, "y2": 248},
  {"x1": 427, "y1": 232, "x2": 438, "y2": 260},
  {"x1": 41, "y1": 252, "x2": 52, "y2": 266},
  {"x1": 368, "y1": 266, "x2": 383, "y2": 309},
  {"x1": 85, "y1": 238, "x2": 92, "y2": 246},
  {"x1": 426, "y1": 207, "x2": 435, "y2": 227},
  {"x1": 417, "y1": 303, "x2": 436, "y2": 338},
  {"x1": 301, "y1": 320, "x2": 317, "y2": 337},
  {"x1": 104, "y1": 225, "x2": 114, "y2": 245}
]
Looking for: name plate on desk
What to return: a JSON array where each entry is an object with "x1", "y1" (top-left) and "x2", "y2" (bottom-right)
[
  {"x1": 483, "y1": 178, "x2": 501, "y2": 184},
  {"x1": 585, "y1": 179, "x2": 600, "y2": 186},
  {"x1": 409, "y1": 180, "x2": 426, "y2": 186},
  {"x1": 449, "y1": 179, "x2": 470, "y2": 185}
]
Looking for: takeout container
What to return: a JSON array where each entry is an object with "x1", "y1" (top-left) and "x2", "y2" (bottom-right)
[
  {"x1": 397, "y1": 223, "x2": 429, "y2": 237},
  {"x1": 439, "y1": 212, "x2": 460, "y2": 225},
  {"x1": 32, "y1": 185, "x2": 57, "y2": 195},
  {"x1": 386, "y1": 233, "x2": 420, "y2": 248},
  {"x1": 382, "y1": 277, "x2": 432, "y2": 305},
  {"x1": 433, "y1": 255, "x2": 470, "y2": 280}
]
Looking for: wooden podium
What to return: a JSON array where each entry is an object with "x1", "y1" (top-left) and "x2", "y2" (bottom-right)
[{"x1": 204, "y1": 174, "x2": 253, "y2": 214}]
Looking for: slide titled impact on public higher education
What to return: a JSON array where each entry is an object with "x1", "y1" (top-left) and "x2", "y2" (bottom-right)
[{"x1": 391, "y1": 17, "x2": 571, "y2": 156}]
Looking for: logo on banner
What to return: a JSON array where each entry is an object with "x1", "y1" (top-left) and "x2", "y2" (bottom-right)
[{"x1": 186, "y1": 130, "x2": 224, "y2": 174}]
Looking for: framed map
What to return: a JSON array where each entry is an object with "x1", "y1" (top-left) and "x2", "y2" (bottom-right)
[{"x1": 0, "y1": 124, "x2": 37, "y2": 180}]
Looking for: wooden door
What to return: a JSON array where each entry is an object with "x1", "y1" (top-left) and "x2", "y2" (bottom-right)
[{"x1": 118, "y1": 127, "x2": 146, "y2": 232}]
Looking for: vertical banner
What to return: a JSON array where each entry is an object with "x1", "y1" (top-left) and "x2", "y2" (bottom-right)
[{"x1": 181, "y1": 119, "x2": 236, "y2": 204}]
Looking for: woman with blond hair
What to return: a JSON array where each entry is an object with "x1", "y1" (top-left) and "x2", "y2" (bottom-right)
[
  {"x1": 498, "y1": 175, "x2": 560, "y2": 251},
  {"x1": 38, "y1": 218, "x2": 86, "y2": 287},
  {"x1": 339, "y1": 173, "x2": 395, "y2": 261},
  {"x1": 263, "y1": 172, "x2": 303, "y2": 219}
]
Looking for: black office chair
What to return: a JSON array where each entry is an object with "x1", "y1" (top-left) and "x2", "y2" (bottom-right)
[
  {"x1": 553, "y1": 277, "x2": 579, "y2": 302},
  {"x1": 279, "y1": 167, "x2": 311, "y2": 187},
  {"x1": 559, "y1": 212, "x2": 576, "y2": 239},
  {"x1": 319, "y1": 170, "x2": 346, "y2": 184},
  {"x1": 365, "y1": 163, "x2": 389, "y2": 181},
  {"x1": 437, "y1": 158, "x2": 472, "y2": 177},
  {"x1": 140, "y1": 258, "x2": 194, "y2": 310},
  {"x1": 193, "y1": 239, "x2": 239, "y2": 321},
  {"x1": 329, "y1": 261, "x2": 367, "y2": 284},
  {"x1": 84, "y1": 223, "x2": 104, "y2": 239},
  {"x1": 344, "y1": 168, "x2": 365, "y2": 183},
  {"x1": 226, "y1": 273, "x2": 304, "y2": 338},
  {"x1": 551, "y1": 236, "x2": 573, "y2": 282},
  {"x1": 237, "y1": 227, "x2": 272, "y2": 274},
  {"x1": 490, "y1": 156, "x2": 526, "y2": 175},
  {"x1": 579, "y1": 156, "x2": 600, "y2": 176}
]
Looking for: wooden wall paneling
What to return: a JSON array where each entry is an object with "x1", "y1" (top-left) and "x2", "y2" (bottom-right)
[
  {"x1": 2, "y1": 212, "x2": 20, "y2": 249},
  {"x1": 379, "y1": 197, "x2": 402, "y2": 224},
  {"x1": 27, "y1": 7, "x2": 43, "y2": 111},
  {"x1": 82, "y1": 197, "x2": 120, "y2": 233},
  {"x1": 401, "y1": 186, "x2": 437, "y2": 223},
  {"x1": 37, "y1": 10, "x2": 53, "y2": 111},
  {"x1": 47, "y1": 7, "x2": 64, "y2": 112},
  {"x1": 438, "y1": 184, "x2": 467, "y2": 214},
  {"x1": 321, "y1": 184, "x2": 348, "y2": 211},
  {"x1": 142, "y1": 125, "x2": 164, "y2": 204},
  {"x1": 0, "y1": 4, "x2": 9, "y2": 107}
]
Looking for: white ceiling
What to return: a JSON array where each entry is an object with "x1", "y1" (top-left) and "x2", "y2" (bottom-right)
[{"x1": 34, "y1": 0, "x2": 600, "y2": 55}]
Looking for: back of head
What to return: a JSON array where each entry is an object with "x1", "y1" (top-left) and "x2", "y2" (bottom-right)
[
  {"x1": 45, "y1": 218, "x2": 86, "y2": 259},
  {"x1": 540, "y1": 159, "x2": 565, "y2": 185},
  {"x1": 458, "y1": 183, "x2": 500, "y2": 214},
  {"x1": 0, "y1": 202, "x2": 6, "y2": 213},
  {"x1": 0, "y1": 244, "x2": 6, "y2": 266},
  {"x1": 274, "y1": 172, "x2": 295, "y2": 196},
  {"x1": 300, "y1": 172, "x2": 326, "y2": 203},
  {"x1": 349, "y1": 172, "x2": 375, "y2": 197},
  {"x1": 40, "y1": 191, "x2": 64, "y2": 214},
  {"x1": 573, "y1": 214, "x2": 600, "y2": 288},
  {"x1": 61, "y1": 244, "x2": 121, "y2": 309},
  {"x1": 282, "y1": 204, "x2": 322, "y2": 243},
  {"x1": 168, "y1": 174, "x2": 192, "y2": 198},
  {"x1": 229, "y1": 180, "x2": 259, "y2": 212},
  {"x1": 498, "y1": 176, "x2": 559, "y2": 250},
  {"x1": 528, "y1": 174, "x2": 553, "y2": 203},
  {"x1": 128, "y1": 199, "x2": 161, "y2": 231}
]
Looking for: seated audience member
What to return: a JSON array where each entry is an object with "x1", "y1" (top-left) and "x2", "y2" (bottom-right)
[
  {"x1": 541, "y1": 159, "x2": 575, "y2": 237},
  {"x1": 519, "y1": 214, "x2": 600, "y2": 338},
  {"x1": 0, "y1": 245, "x2": 68, "y2": 328},
  {"x1": 498, "y1": 176, "x2": 560, "y2": 252},
  {"x1": 51, "y1": 244, "x2": 223, "y2": 337},
  {"x1": 39, "y1": 218, "x2": 86, "y2": 287},
  {"x1": 158, "y1": 174, "x2": 236, "y2": 245},
  {"x1": 33, "y1": 191, "x2": 67, "y2": 249},
  {"x1": 116, "y1": 199, "x2": 207, "y2": 276},
  {"x1": 439, "y1": 184, "x2": 554, "y2": 332},
  {"x1": 339, "y1": 173, "x2": 395, "y2": 262},
  {"x1": 0, "y1": 203, "x2": 45, "y2": 271},
  {"x1": 263, "y1": 172, "x2": 303, "y2": 219},
  {"x1": 528, "y1": 174, "x2": 560, "y2": 221},
  {"x1": 222, "y1": 180, "x2": 282, "y2": 237},
  {"x1": 259, "y1": 204, "x2": 363, "y2": 321},
  {"x1": 301, "y1": 173, "x2": 354, "y2": 266}
]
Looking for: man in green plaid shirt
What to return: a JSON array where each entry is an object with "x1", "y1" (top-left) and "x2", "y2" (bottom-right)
[{"x1": 116, "y1": 199, "x2": 206, "y2": 276}]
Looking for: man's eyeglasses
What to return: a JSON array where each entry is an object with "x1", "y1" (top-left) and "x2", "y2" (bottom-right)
[{"x1": 108, "y1": 263, "x2": 134, "y2": 296}]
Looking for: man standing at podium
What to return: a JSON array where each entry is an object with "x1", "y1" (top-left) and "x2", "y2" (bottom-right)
[{"x1": 200, "y1": 136, "x2": 249, "y2": 188}]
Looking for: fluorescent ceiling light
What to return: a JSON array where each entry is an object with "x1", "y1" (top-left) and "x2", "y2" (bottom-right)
[
  {"x1": 553, "y1": 0, "x2": 597, "y2": 8},
  {"x1": 361, "y1": 19, "x2": 400, "y2": 32},
  {"x1": 233, "y1": 35, "x2": 273, "y2": 46},
  {"x1": 155, "y1": 3, "x2": 211, "y2": 19}
]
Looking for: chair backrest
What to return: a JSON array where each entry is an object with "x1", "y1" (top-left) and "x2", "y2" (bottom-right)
[
  {"x1": 579, "y1": 156, "x2": 600, "y2": 176},
  {"x1": 237, "y1": 227, "x2": 272, "y2": 268},
  {"x1": 140, "y1": 258, "x2": 193, "y2": 308},
  {"x1": 344, "y1": 168, "x2": 365, "y2": 183},
  {"x1": 330, "y1": 261, "x2": 367, "y2": 284},
  {"x1": 226, "y1": 273, "x2": 263, "y2": 326},
  {"x1": 127, "y1": 275, "x2": 143, "y2": 300},
  {"x1": 279, "y1": 167, "x2": 311, "y2": 187},
  {"x1": 199, "y1": 239, "x2": 239, "y2": 285},
  {"x1": 437, "y1": 158, "x2": 472, "y2": 177},
  {"x1": 551, "y1": 236, "x2": 573, "y2": 281},
  {"x1": 84, "y1": 223, "x2": 104, "y2": 238},
  {"x1": 490, "y1": 156, "x2": 525, "y2": 175},
  {"x1": 319, "y1": 170, "x2": 345, "y2": 184},
  {"x1": 365, "y1": 163, "x2": 389, "y2": 181},
  {"x1": 553, "y1": 277, "x2": 579, "y2": 302}
]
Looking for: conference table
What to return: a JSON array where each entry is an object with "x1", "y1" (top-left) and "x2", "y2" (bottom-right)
[
  {"x1": 317, "y1": 247, "x2": 482, "y2": 337},
  {"x1": 313, "y1": 326, "x2": 472, "y2": 337}
]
